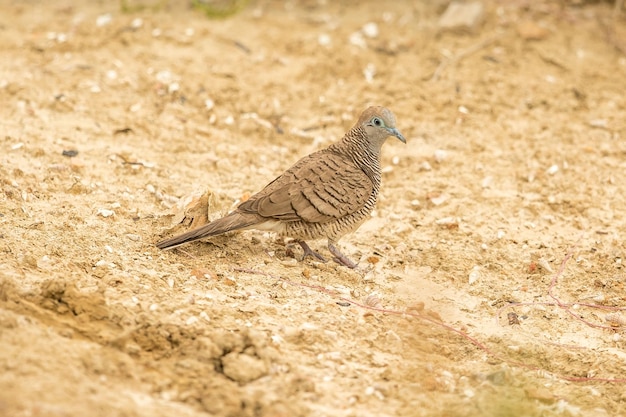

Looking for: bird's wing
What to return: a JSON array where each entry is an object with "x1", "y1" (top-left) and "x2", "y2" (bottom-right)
[{"x1": 238, "y1": 151, "x2": 373, "y2": 223}]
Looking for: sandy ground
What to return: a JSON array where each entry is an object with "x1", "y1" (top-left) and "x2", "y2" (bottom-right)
[{"x1": 1, "y1": 1, "x2": 626, "y2": 416}]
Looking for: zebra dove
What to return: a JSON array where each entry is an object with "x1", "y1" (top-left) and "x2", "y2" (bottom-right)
[{"x1": 156, "y1": 106, "x2": 405, "y2": 268}]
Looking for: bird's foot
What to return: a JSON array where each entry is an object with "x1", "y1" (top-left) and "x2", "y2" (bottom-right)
[
  {"x1": 298, "y1": 241, "x2": 327, "y2": 263},
  {"x1": 328, "y1": 242, "x2": 357, "y2": 269}
]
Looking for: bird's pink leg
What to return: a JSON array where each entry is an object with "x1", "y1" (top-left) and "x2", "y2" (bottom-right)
[
  {"x1": 327, "y1": 242, "x2": 357, "y2": 269},
  {"x1": 297, "y1": 241, "x2": 327, "y2": 263}
]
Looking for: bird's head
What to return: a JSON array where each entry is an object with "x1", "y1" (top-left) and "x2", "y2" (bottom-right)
[{"x1": 358, "y1": 106, "x2": 406, "y2": 149}]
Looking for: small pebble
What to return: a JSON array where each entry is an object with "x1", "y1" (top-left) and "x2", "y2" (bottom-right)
[
  {"x1": 349, "y1": 31, "x2": 366, "y2": 48},
  {"x1": 468, "y1": 266, "x2": 481, "y2": 285},
  {"x1": 96, "y1": 14, "x2": 112, "y2": 27},
  {"x1": 546, "y1": 164, "x2": 559, "y2": 175},
  {"x1": 434, "y1": 149, "x2": 448, "y2": 163},
  {"x1": 126, "y1": 234, "x2": 140, "y2": 241},
  {"x1": 435, "y1": 216, "x2": 457, "y2": 225},
  {"x1": 420, "y1": 161, "x2": 432, "y2": 171},
  {"x1": 318, "y1": 34, "x2": 331, "y2": 46},
  {"x1": 97, "y1": 208, "x2": 115, "y2": 218},
  {"x1": 430, "y1": 194, "x2": 449, "y2": 206},
  {"x1": 37, "y1": 255, "x2": 53, "y2": 270},
  {"x1": 589, "y1": 119, "x2": 608, "y2": 128},
  {"x1": 438, "y1": 1, "x2": 484, "y2": 33},
  {"x1": 362, "y1": 22, "x2": 379, "y2": 38},
  {"x1": 155, "y1": 70, "x2": 173, "y2": 83},
  {"x1": 516, "y1": 21, "x2": 550, "y2": 41},
  {"x1": 281, "y1": 258, "x2": 298, "y2": 267},
  {"x1": 131, "y1": 18, "x2": 143, "y2": 29},
  {"x1": 363, "y1": 63, "x2": 376, "y2": 83}
]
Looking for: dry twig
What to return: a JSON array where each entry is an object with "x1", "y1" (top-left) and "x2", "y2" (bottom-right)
[{"x1": 430, "y1": 33, "x2": 502, "y2": 81}]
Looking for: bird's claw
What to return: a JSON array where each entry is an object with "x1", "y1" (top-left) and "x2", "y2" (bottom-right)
[
  {"x1": 328, "y1": 242, "x2": 358, "y2": 269},
  {"x1": 298, "y1": 241, "x2": 327, "y2": 263}
]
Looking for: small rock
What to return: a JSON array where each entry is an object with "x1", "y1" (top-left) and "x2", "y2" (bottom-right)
[
  {"x1": 221, "y1": 352, "x2": 268, "y2": 384},
  {"x1": 363, "y1": 63, "x2": 376, "y2": 83},
  {"x1": 96, "y1": 14, "x2": 112, "y2": 27},
  {"x1": 468, "y1": 266, "x2": 481, "y2": 285},
  {"x1": 589, "y1": 119, "x2": 608, "y2": 128},
  {"x1": 433, "y1": 149, "x2": 448, "y2": 163},
  {"x1": 546, "y1": 164, "x2": 559, "y2": 175},
  {"x1": 97, "y1": 208, "x2": 115, "y2": 218},
  {"x1": 281, "y1": 258, "x2": 298, "y2": 267},
  {"x1": 436, "y1": 216, "x2": 459, "y2": 229},
  {"x1": 525, "y1": 387, "x2": 556, "y2": 404},
  {"x1": 430, "y1": 194, "x2": 449, "y2": 206},
  {"x1": 131, "y1": 18, "x2": 143, "y2": 29},
  {"x1": 516, "y1": 21, "x2": 550, "y2": 41},
  {"x1": 362, "y1": 22, "x2": 379, "y2": 38},
  {"x1": 37, "y1": 255, "x2": 53, "y2": 270},
  {"x1": 349, "y1": 31, "x2": 367, "y2": 48},
  {"x1": 438, "y1": 1, "x2": 485, "y2": 33},
  {"x1": 318, "y1": 33, "x2": 331, "y2": 46},
  {"x1": 486, "y1": 370, "x2": 507, "y2": 385},
  {"x1": 420, "y1": 161, "x2": 432, "y2": 171}
]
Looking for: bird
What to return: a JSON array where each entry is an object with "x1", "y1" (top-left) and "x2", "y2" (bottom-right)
[{"x1": 156, "y1": 106, "x2": 405, "y2": 268}]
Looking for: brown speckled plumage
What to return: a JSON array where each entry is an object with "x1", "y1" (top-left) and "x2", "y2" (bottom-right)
[{"x1": 156, "y1": 106, "x2": 405, "y2": 268}]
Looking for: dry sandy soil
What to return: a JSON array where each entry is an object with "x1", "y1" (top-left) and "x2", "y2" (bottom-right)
[{"x1": 1, "y1": 1, "x2": 626, "y2": 416}]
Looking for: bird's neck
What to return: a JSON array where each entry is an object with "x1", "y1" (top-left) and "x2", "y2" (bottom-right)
[{"x1": 330, "y1": 128, "x2": 382, "y2": 185}]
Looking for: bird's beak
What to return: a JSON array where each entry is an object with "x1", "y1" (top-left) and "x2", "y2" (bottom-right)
[{"x1": 388, "y1": 127, "x2": 406, "y2": 143}]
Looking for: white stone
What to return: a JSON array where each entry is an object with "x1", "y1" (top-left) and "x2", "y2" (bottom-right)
[{"x1": 438, "y1": 2, "x2": 484, "y2": 33}]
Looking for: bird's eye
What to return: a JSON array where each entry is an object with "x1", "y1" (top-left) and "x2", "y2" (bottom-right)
[{"x1": 372, "y1": 117, "x2": 383, "y2": 127}]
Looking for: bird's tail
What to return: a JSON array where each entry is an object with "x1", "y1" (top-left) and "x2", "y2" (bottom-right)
[{"x1": 156, "y1": 211, "x2": 259, "y2": 250}]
